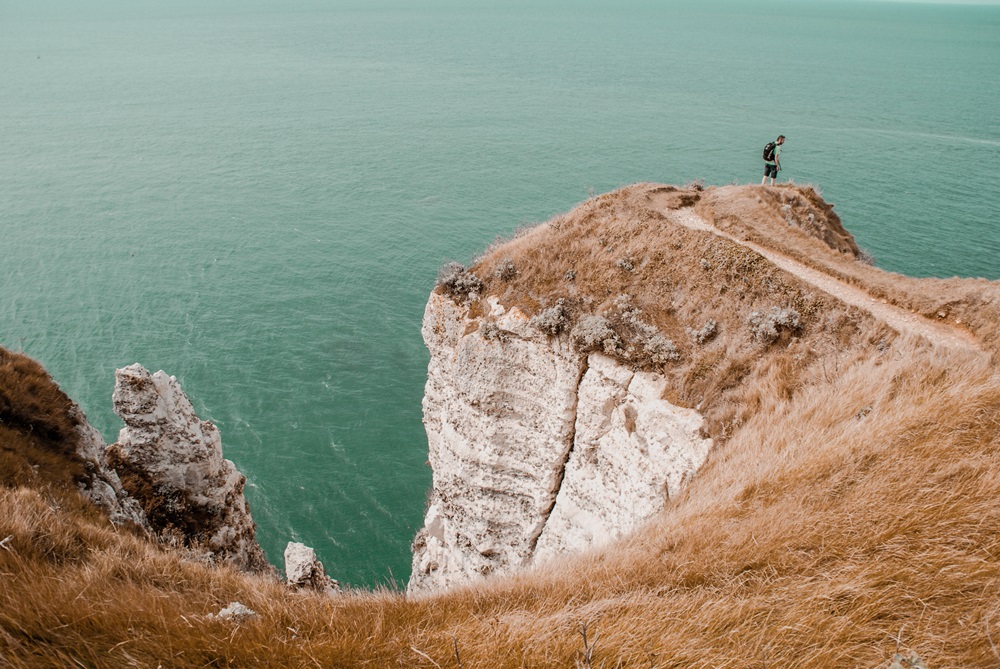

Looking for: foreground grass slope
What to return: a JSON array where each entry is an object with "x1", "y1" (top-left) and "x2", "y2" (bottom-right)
[{"x1": 2, "y1": 184, "x2": 998, "y2": 668}]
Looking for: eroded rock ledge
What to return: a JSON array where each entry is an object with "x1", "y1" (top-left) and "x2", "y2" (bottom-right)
[{"x1": 409, "y1": 293, "x2": 711, "y2": 593}]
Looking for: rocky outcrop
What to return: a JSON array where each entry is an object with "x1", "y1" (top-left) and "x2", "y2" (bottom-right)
[
  {"x1": 284, "y1": 542, "x2": 340, "y2": 595},
  {"x1": 408, "y1": 293, "x2": 712, "y2": 593},
  {"x1": 107, "y1": 364, "x2": 270, "y2": 573},
  {"x1": 71, "y1": 403, "x2": 149, "y2": 529}
]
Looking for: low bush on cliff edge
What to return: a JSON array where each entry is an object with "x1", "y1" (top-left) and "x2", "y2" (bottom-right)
[
  {"x1": 530, "y1": 298, "x2": 571, "y2": 335},
  {"x1": 748, "y1": 306, "x2": 802, "y2": 343},
  {"x1": 436, "y1": 262, "x2": 484, "y2": 301}
]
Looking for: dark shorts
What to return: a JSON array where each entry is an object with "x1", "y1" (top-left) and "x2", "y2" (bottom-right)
[{"x1": 764, "y1": 163, "x2": 778, "y2": 178}]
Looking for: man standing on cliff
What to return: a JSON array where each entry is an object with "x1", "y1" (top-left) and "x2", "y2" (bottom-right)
[{"x1": 761, "y1": 135, "x2": 785, "y2": 186}]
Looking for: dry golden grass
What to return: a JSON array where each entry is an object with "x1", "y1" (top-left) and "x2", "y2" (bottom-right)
[
  {"x1": 0, "y1": 348, "x2": 85, "y2": 489},
  {"x1": 2, "y1": 184, "x2": 999, "y2": 667}
]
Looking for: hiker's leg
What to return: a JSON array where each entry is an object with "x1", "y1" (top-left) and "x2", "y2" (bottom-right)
[{"x1": 763, "y1": 164, "x2": 775, "y2": 185}]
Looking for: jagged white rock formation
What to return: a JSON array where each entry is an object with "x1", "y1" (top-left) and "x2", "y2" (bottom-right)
[
  {"x1": 284, "y1": 542, "x2": 340, "y2": 594},
  {"x1": 70, "y1": 403, "x2": 149, "y2": 528},
  {"x1": 408, "y1": 294, "x2": 712, "y2": 593},
  {"x1": 107, "y1": 364, "x2": 270, "y2": 573}
]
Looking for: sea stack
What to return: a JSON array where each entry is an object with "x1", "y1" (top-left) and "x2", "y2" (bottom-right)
[{"x1": 107, "y1": 363, "x2": 270, "y2": 573}]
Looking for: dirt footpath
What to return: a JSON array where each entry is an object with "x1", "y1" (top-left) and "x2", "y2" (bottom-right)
[{"x1": 667, "y1": 207, "x2": 982, "y2": 353}]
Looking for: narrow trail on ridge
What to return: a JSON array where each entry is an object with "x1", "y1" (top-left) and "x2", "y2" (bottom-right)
[{"x1": 664, "y1": 206, "x2": 982, "y2": 354}]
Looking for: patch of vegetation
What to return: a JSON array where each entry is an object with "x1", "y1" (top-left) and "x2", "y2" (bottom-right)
[
  {"x1": 688, "y1": 320, "x2": 719, "y2": 345},
  {"x1": 748, "y1": 306, "x2": 802, "y2": 344},
  {"x1": 0, "y1": 347, "x2": 84, "y2": 489},
  {"x1": 437, "y1": 262, "x2": 484, "y2": 302},
  {"x1": 571, "y1": 315, "x2": 621, "y2": 355},
  {"x1": 569, "y1": 296, "x2": 679, "y2": 364},
  {"x1": 610, "y1": 295, "x2": 679, "y2": 364},
  {"x1": 478, "y1": 321, "x2": 507, "y2": 342},
  {"x1": 494, "y1": 258, "x2": 517, "y2": 282},
  {"x1": 615, "y1": 257, "x2": 635, "y2": 273},
  {"x1": 531, "y1": 299, "x2": 571, "y2": 336}
]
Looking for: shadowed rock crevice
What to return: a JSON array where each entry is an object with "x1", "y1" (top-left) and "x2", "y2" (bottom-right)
[{"x1": 527, "y1": 354, "x2": 589, "y2": 556}]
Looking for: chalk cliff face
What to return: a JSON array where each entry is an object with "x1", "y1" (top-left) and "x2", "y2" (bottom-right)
[
  {"x1": 409, "y1": 293, "x2": 711, "y2": 592},
  {"x1": 533, "y1": 354, "x2": 711, "y2": 562},
  {"x1": 107, "y1": 364, "x2": 270, "y2": 573}
]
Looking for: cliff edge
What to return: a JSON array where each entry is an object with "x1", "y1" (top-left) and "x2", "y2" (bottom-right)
[{"x1": 409, "y1": 182, "x2": 994, "y2": 592}]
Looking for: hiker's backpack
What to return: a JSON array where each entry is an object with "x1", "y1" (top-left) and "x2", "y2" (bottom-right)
[{"x1": 763, "y1": 141, "x2": 776, "y2": 161}]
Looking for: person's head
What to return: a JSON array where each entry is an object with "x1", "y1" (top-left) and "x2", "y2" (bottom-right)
[{"x1": 776, "y1": 135, "x2": 786, "y2": 144}]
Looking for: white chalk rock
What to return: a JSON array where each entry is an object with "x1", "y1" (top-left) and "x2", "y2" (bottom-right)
[
  {"x1": 108, "y1": 364, "x2": 270, "y2": 573},
  {"x1": 408, "y1": 294, "x2": 712, "y2": 593},
  {"x1": 533, "y1": 353, "x2": 711, "y2": 561},
  {"x1": 211, "y1": 602, "x2": 256, "y2": 622},
  {"x1": 284, "y1": 541, "x2": 340, "y2": 594},
  {"x1": 409, "y1": 294, "x2": 585, "y2": 593}
]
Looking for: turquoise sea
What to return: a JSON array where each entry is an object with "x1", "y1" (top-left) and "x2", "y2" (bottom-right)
[{"x1": 2, "y1": 0, "x2": 997, "y2": 586}]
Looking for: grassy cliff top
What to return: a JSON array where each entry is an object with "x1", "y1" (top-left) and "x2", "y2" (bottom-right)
[{"x1": 452, "y1": 182, "x2": 997, "y2": 440}]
